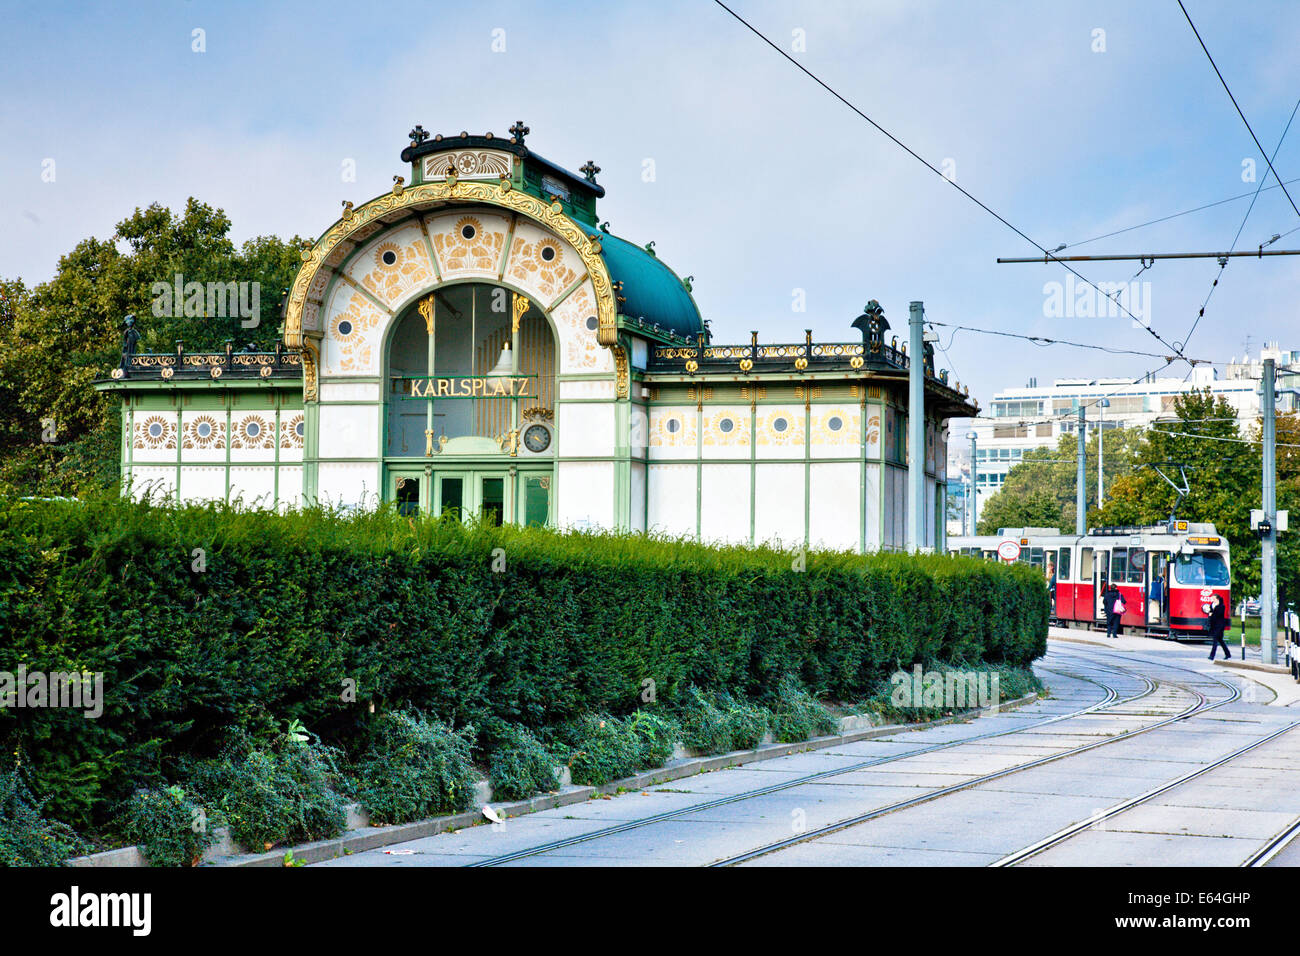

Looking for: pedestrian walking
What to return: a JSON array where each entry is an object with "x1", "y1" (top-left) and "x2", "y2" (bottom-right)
[
  {"x1": 1207, "y1": 593, "x2": 1231, "y2": 661},
  {"x1": 1105, "y1": 582, "x2": 1125, "y2": 638}
]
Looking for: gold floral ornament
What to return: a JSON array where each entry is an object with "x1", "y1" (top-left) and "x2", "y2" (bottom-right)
[
  {"x1": 136, "y1": 414, "x2": 176, "y2": 450},
  {"x1": 232, "y1": 415, "x2": 274, "y2": 450},
  {"x1": 739, "y1": 358, "x2": 753, "y2": 373},
  {"x1": 280, "y1": 413, "x2": 305, "y2": 449},
  {"x1": 794, "y1": 357, "x2": 808, "y2": 371},
  {"x1": 183, "y1": 414, "x2": 224, "y2": 450}
]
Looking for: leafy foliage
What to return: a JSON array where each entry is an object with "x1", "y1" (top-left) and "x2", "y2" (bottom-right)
[
  {"x1": 0, "y1": 764, "x2": 84, "y2": 866},
  {"x1": 0, "y1": 201, "x2": 303, "y2": 497},
  {"x1": 1097, "y1": 391, "x2": 1300, "y2": 601},
  {"x1": 768, "y1": 677, "x2": 839, "y2": 742},
  {"x1": 352, "y1": 712, "x2": 479, "y2": 824},
  {"x1": 0, "y1": 492, "x2": 1046, "y2": 833},
  {"x1": 119, "y1": 785, "x2": 215, "y2": 867},
  {"x1": 977, "y1": 427, "x2": 1144, "y2": 534},
  {"x1": 186, "y1": 733, "x2": 347, "y2": 851},
  {"x1": 556, "y1": 712, "x2": 681, "y2": 787},
  {"x1": 486, "y1": 723, "x2": 559, "y2": 801}
]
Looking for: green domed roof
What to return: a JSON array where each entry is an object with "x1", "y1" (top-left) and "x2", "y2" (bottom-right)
[{"x1": 582, "y1": 227, "x2": 703, "y2": 340}]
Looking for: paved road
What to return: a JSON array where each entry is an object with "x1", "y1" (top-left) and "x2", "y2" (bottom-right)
[{"x1": 318, "y1": 637, "x2": 1300, "y2": 867}]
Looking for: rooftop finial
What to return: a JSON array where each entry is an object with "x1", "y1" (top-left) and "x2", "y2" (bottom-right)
[
  {"x1": 509, "y1": 120, "x2": 530, "y2": 144},
  {"x1": 580, "y1": 159, "x2": 601, "y2": 183},
  {"x1": 408, "y1": 124, "x2": 428, "y2": 146}
]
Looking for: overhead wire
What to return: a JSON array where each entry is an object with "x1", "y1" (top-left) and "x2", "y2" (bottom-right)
[{"x1": 712, "y1": 0, "x2": 1192, "y2": 365}]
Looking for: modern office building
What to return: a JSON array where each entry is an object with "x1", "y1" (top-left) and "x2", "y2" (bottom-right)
[{"x1": 952, "y1": 345, "x2": 1300, "y2": 526}]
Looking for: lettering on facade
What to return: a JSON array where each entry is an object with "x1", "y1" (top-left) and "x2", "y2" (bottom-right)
[{"x1": 404, "y1": 376, "x2": 534, "y2": 399}]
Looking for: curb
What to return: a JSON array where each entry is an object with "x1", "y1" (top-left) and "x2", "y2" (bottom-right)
[
  {"x1": 212, "y1": 691, "x2": 1038, "y2": 867},
  {"x1": 1213, "y1": 658, "x2": 1291, "y2": 675}
]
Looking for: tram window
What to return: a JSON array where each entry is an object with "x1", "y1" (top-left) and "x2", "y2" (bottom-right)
[
  {"x1": 1126, "y1": 547, "x2": 1145, "y2": 584},
  {"x1": 1110, "y1": 549, "x2": 1128, "y2": 584},
  {"x1": 1059, "y1": 547, "x2": 1071, "y2": 581},
  {"x1": 1079, "y1": 548, "x2": 1092, "y2": 578},
  {"x1": 1173, "y1": 551, "x2": 1229, "y2": 587}
]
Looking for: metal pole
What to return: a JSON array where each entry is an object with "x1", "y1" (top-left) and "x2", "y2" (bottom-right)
[
  {"x1": 969, "y1": 431, "x2": 978, "y2": 535},
  {"x1": 1262, "y1": 358, "x2": 1278, "y2": 665},
  {"x1": 907, "y1": 301, "x2": 925, "y2": 550},
  {"x1": 997, "y1": 248, "x2": 1300, "y2": 264},
  {"x1": 1097, "y1": 402, "x2": 1104, "y2": 508},
  {"x1": 1076, "y1": 407, "x2": 1087, "y2": 536}
]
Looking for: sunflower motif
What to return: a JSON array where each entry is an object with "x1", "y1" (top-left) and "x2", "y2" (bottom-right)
[
  {"x1": 281, "y1": 413, "x2": 305, "y2": 449},
  {"x1": 183, "y1": 414, "x2": 224, "y2": 450},
  {"x1": 232, "y1": 414, "x2": 273, "y2": 449},
  {"x1": 534, "y1": 238, "x2": 563, "y2": 267},
  {"x1": 136, "y1": 414, "x2": 175, "y2": 450},
  {"x1": 374, "y1": 242, "x2": 402, "y2": 270}
]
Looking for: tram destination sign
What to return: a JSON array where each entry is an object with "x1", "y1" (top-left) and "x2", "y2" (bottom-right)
[{"x1": 397, "y1": 374, "x2": 537, "y2": 399}]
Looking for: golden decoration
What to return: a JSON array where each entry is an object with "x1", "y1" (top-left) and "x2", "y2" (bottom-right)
[
  {"x1": 110, "y1": 367, "x2": 124, "y2": 379},
  {"x1": 794, "y1": 357, "x2": 808, "y2": 371},
  {"x1": 495, "y1": 429, "x2": 520, "y2": 456},
  {"x1": 160, "y1": 367, "x2": 174, "y2": 380},
  {"x1": 210, "y1": 366, "x2": 222, "y2": 379},
  {"x1": 685, "y1": 359, "x2": 698, "y2": 374},
  {"x1": 739, "y1": 358, "x2": 753, "y2": 373},
  {"x1": 282, "y1": 179, "x2": 617, "y2": 349},
  {"x1": 302, "y1": 343, "x2": 319, "y2": 402},
  {"x1": 850, "y1": 356, "x2": 864, "y2": 369},
  {"x1": 425, "y1": 429, "x2": 435, "y2": 457},
  {"x1": 417, "y1": 294, "x2": 435, "y2": 335},
  {"x1": 512, "y1": 293, "x2": 530, "y2": 334},
  {"x1": 612, "y1": 345, "x2": 629, "y2": 399}
]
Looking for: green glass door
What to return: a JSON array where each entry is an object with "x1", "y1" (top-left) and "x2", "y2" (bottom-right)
[{"x1": 388, "y1": 470, "x2": 428, "y2": 516}]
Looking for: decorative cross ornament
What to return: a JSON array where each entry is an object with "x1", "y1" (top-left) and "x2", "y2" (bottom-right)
[
  {"x1": 509, "y1": 121, "x2": 530, "y2": 144},
  {"x1": 580, "y1": 160, "x2": 601, "y2": 182},
  {"x1": 408, "y1": 125, "x2": 429, "y2": 146}
]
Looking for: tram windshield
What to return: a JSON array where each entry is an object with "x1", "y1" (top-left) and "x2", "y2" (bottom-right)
[{"x1": 1173, "y1": 551, "x2": 1229, "y2": 587}]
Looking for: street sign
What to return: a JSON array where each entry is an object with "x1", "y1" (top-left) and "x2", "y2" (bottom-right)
[{"x1": 996, "y1": 540, "x2": 1021, "y2": 562}]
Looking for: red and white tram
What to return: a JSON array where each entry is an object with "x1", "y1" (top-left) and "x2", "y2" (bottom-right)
[{"x1": 947, "y1": 522, "x2": 1231, "y2": 640}]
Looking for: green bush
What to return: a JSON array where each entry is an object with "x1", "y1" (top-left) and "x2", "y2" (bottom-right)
[
  {"x1": 352, "y1": 711, "x2": 479, "y2": 824},
  {"x1": 0, "y1": 765, "x2": 83, "y2": 865},
  {"x1": 769, "y1": 678, "x2": 839, "y2": 743},
  {"x1": 187, "y1": 732, "x2": 346, "y2": 850},
  {"x1": 671, "y1": 686, "x2": 772, "y2": 754},
  {"x1": 559, "y1": 711, "x2": 681, "y2": 787},
  {"x1": 487, "y1": 723, "x2": 559, "y2": 802},
  {"x1": 120, "y1": 785, "x2": 215, "y2": 867},
  {"x1": 0, "y1": 493, "x2": 1047, "y2": 832}
]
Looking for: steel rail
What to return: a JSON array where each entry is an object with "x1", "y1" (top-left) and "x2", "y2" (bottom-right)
[
  {"x1": 996, "y1": 719, "x2": 1300, "y2": 866},
  {"x1": 712, "y1": 651, "x2": 1238, "y2": 866},
  {"x1": 467, "y1": 654, "x2": 1152, "y2": 867}
]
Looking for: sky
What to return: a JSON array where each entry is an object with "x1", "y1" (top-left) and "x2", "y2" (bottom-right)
[{"x1": 3, "y1": 0, "x2": 1299, "y2": 417}]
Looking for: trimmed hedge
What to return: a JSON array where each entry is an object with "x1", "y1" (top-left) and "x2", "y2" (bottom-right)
[{"x1": 0, "y1": 494, "x2": 1047, "y2": 830}]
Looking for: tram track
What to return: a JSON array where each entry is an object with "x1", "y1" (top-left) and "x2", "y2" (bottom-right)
[
  {"x1": 465, "y1": 651, "x2": 1157, "y2": 867},
  {"x1": 711, "y1": 649, "x2": 1243, "y2": 866}
]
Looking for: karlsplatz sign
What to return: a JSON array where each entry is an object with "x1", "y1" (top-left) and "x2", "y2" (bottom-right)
[{"x1": 400, "y1": 375, "x2": 536, "y2": 399}]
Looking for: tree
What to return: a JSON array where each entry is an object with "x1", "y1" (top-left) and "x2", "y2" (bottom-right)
[
  {"x1": 1096, "y1": 389, "x2": 1300, "y2": 601},
  {"x1": 975, "y1": 425, "x2": 1143, "y2": 534},
  {"x1": 0, "y1": 200, "x2": 304, "y2": 496}
]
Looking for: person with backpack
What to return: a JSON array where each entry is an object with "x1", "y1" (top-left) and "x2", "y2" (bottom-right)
[
  {"x1": 1207, "y1": 593, "x2": 1231, "y2": 661},
  {"x1": 1105, "y1": 582, "x2": 1126, "y2": 638}
]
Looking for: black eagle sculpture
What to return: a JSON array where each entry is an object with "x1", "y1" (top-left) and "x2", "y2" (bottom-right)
[{"x1": 851, "y1": 300, "x2": 889, "y2": 350}]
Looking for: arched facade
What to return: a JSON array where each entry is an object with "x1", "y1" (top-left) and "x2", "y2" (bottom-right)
[{"x1": 94, "y1": 125, "x2": 979, "y2": 552}]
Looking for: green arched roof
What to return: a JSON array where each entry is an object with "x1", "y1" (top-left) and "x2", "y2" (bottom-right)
[{"x1": 581, "y1": 227, "x2": 703, "y2": 340}]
